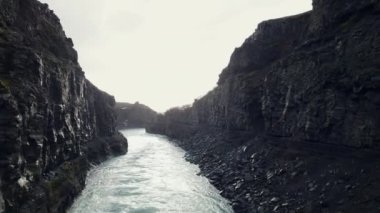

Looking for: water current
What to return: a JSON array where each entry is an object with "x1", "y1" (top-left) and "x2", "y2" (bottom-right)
[{"x1": 69, "y1": 129, "x2": 233, "y2": 213}]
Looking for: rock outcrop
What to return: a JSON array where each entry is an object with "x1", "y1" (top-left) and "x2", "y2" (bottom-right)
[
  {"x1": 115, "y1": 102, "x2": 157, "y2": 129},
  {"x1": 148, "y1": 0, "x2": 380, "y2": 212},
  {"x1": 0, "y1": 0, "x2": 128, "y2": 212}
]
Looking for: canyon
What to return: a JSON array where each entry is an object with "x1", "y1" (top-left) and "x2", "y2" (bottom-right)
[{"x1": 0, "y1": 0, "x2": 379, "y2": 212}]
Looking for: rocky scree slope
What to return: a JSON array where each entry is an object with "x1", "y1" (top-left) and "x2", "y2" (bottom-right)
[
  {"x1": 148, "y1": 0, "x2": 380, "y2": 212},
  {"x1": 0, "y1": 0, "x2": 128, "y2": 212},
  {"x1": 115, "y1": 102, "x2": 157, "y2": 129}
]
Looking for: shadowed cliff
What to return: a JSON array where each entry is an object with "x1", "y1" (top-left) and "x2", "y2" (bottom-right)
[{"x1": 0, "y1": 0, "x2": 128, "y2": 212}]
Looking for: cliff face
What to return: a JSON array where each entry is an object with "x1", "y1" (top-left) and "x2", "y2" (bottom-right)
[
  {"x1": 115, "y1": 102, "x2": 157, "y2": 129},
  {"x1": 262, "y1": 0, "x2": 380, "y2": 147},
  {"x1": 149, "y1": 0, "x2": 380, "y2": 148},
  {"x1": 0, "y1": 0, "x2": 128, "y2": 212},
  {"x1": 147, "y1": 1, "x2": 380, "y2": 212}
]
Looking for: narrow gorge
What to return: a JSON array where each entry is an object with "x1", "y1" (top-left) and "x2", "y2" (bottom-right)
[
  {"x1": 0, "y1": 0, "x2": 380, "y2": 212},
  {"x1": 148, "y1": 0, "x2": 380, "y2": 212},
  {"x1": 0, "y1": 0, "x2": 128, "y2": 212}
]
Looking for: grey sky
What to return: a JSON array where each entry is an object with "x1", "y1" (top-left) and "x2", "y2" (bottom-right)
[{"x1": 40, "y1": 0, "x2": 312, "y2": 112}]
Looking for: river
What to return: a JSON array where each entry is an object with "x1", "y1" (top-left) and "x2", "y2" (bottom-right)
[{"x1": 69, "y1": 129, "x2": 233, "y2": 213}]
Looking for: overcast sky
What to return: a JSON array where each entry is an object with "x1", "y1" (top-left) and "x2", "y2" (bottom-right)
[{"x1": 40, "y1": 0, "x2": 312, "y2": 112}]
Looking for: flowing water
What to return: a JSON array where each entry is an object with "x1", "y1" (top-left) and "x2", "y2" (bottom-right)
[{"x1": 69, "y1": 129, "x2": 233, "y2": 213}]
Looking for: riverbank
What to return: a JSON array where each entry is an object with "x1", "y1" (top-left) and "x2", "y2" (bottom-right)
[{"x1": 147, "y1": 126, "x2": 380, "y2": 212}]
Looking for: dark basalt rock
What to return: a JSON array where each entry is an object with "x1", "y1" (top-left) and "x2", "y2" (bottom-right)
[
  {"x1": 148, "y1": 0, "x2": 380, "y2": 212},
  {"x1": 115, "y1": 102, "x2": 157, "y2": 129},
  {"x1": 0, "y1": 0, "x2": 128, "y2": 212}
]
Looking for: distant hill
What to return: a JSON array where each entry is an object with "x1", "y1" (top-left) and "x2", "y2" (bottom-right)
[{"x1": 115, "y1": 102, "x2": 158, "y2": 129}]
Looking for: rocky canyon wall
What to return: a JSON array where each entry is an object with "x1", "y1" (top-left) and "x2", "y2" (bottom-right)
[
  {"x1": 149, "y1": 0, "x2": 380, "y2": 149},
  {"x1": 0, "y1": 0, "x2": 128, "y2": 212}
]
